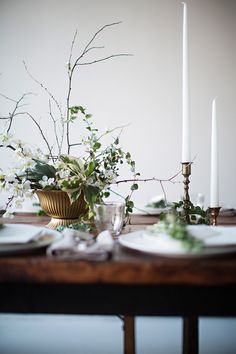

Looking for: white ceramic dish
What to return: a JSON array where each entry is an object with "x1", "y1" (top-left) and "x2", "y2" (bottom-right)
[
  {"x1": 119, "y1": 226, "x2": 236, "y2": 258},
  {"x1": 0, "y1": 224, "x2": 61, "y2": 255}
]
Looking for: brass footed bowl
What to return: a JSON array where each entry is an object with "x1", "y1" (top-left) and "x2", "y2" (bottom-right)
[{"x1": 36, "y1": 190, "x2": 87, "y2": 229}]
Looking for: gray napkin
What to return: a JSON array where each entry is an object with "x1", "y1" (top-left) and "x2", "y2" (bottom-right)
[{"x1": 47, "y1": 229, "x2": 114, "y2": 261}]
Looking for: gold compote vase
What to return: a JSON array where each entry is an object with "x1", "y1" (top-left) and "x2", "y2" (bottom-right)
[{"x1": 36, "y1": 190, "x2": 87, "y2": 229}]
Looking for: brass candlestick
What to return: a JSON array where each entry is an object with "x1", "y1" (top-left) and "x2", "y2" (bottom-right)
[
  {"x1": 208, "y1": 207, "x2": 221, "y2": 226},
  {"x1": 182, "y1": 162, "x2": 192, "y2": 224}
]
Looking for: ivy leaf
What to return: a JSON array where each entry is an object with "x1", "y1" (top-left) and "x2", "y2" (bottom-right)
[
  {"x1": 84, "y1": 185, "x2": 100, "y2": 208},
  {"x1": 78, "y1": 106, "x2": 86, "y2": 114},
  {"x1": 85, "y1": 161, "x2": 95, "y2": 177},
  {"x1": 103, "y1": 191, "x2": 110, "y2": 198},
  {"x1": 24, "y1": 160, "x2": 56, "y2": 182},
  {"x1": 66, "y1": 189, "x2": 82, "y2": 204},
  {"x1": 93, "y1": 141, "x2": 101, "y2": 152},
  {"x1": 60, "y1": 155, "x2": 84, "y2": 174},
  {"x1": 131, "y1": 183, "x2": 138, "y2": 191}
]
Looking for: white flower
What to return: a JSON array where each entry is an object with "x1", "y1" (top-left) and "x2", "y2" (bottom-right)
[
  {"x1": 58, "y1": 169, "x2": 70, "y2": 179},
  {"x1": 0, "y1": 133, "x2": 14, "y2": 147},
  {"x1": 94, "y1": 180, "x2": 103, "y2": 188},
  {"x1": 104, "y1": 170, "x2": 117, "y2": 183},
  {"x1": 4, "y1": 173, "x2": 17, "y2": 183},
  {"x1": 39, "y1": 176, "x2": 55, "y2": 188},
  {"x1": 22, "y1": 180, "x2": 31, "y2": 191}
]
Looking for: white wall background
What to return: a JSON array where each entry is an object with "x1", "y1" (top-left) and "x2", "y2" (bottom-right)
[
  {"x1": 0, "y1": 0, "x2": 236, "y2": 207},
  {"x1": 1, "y1": 2, "x2": 236, "y2": 353}
]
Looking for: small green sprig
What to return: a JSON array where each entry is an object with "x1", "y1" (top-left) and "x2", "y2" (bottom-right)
[
  {"x1": 173, "y1": 200, "x2": 210, "y2": 225},
  {"x1": 149, "y1": 212, "x2": 204, "y2": 252},
  {"x1": 146, "y1": 199, "x2": 167, "y2": 209},
  {"x1": 56, "y1": 221, "x2": 93, "y2": 233}
]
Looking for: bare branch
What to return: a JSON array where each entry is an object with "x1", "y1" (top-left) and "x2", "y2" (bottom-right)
[
  {"x1": 0, "y1": 144, "x2": 16, "y2": 151},
  {"x1": 83, "y1": 22, "x2": 122, "y2": 54},
  {"x1": 0, "y1": 93, "x2": 17, "y2": 103},
  {"x1": 97, "y1": 123, "x2": 129, "y2": 141},
  {"x1": 23, "y1": 61, "x2": 64, "y2": 121},
  {"x1": 160, "y1": 180, "x2": 167, "y2": 205},
  {"x1": 83, "y1": 46, "x2": 105, "y2": 55},
  {"x1": 65, "y1": 22, "x2": 131, "y2": 155},
  {"x1": 77, "y1": 53, "x2": 132, "y2": 66},
  {"x1": 48, "y1": 100, "x2": 61, "y2": 154},
  {"x1": 115, "y1": 174, "x2": 182, "y2": 185},
  {"x1": 68, "y1": 29, "x2": 78, "y2": 71},
  {"x1": 16, "y1": 111, "x2": 54, "y2": 159},
  {"x1": 69, "y1": 142, "x2": 82, "y2": 147},
  {"x1": 0, "y1": 93, "x2": 33, "y2": 133}
]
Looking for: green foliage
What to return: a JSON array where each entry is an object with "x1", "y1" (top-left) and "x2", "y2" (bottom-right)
[
  {"x1": 131, "y1": 183, "x2": 138, "y2": 191},
  {"x1": 57, "y1": 222, "x2": 93, "y2": 233},
  {"x1": 37, "y1": 209, "x2": 47, "y2": 216},
  {"x1": 84, "y1": 185, "x2": 101, "y2": 209},
  {"x1": 125, "y1": 196, "x2": 134, "y2": 215},
  {"x1": 146, "y1": 199, "x2": 167, "y2": 208},
  {"x1": 172, "y1": 200, "x2": 210, "y2": 225},
  {"x1": 25, "y1": 160, "x2": 57, "y2": 183},
  {"x1": 149, "y1": 200, "x2": 210, "y2": 252},
  {"x1": 0, "y1": 24, "x2": 137, "y2": 218},
  {"x1": 150, "y1": 212, "x2": 204, "y2": 252}
]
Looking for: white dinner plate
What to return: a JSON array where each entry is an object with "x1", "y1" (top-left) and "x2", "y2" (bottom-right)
[
  {"x1": 0, "y1": 224, "x2": 61, "y2": 255},
  {"x1": 119, "y1": 226, "x2": 236, "y2": 258}
]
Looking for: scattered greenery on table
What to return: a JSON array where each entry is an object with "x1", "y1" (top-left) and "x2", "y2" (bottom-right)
[
  {"x1": 149, "y1": 211, "x2": 204, "y2": 252},
  {"x1": 56, "y1": 221, "x2": 93, "y2": 233},
  {"x1": 0, "y1": 223, "x2": 5, "y2": 230},
  {"x1": 148, "y1": 201, "x2": 210, "y2": 252}
]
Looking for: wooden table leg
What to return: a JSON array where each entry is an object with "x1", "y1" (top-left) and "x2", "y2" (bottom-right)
[
  {"x1": 183, "y1": 316, "x2": 199, "y2": 354},
  {"x1": 124, "y1": 316, "x2": 136, "y2": 354}
]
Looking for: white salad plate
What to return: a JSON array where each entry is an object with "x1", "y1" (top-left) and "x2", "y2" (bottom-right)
[
  {"x1": 0, "y1": 224, "x2": 61, "y2": 255},
  {"x1": 119, "y1": 225, "x2": 236, "y2": 258}
]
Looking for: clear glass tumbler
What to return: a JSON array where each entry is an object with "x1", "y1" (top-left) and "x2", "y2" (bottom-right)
[{"x1": 93, "y1": 201, "x2": 125, "y2": 238}]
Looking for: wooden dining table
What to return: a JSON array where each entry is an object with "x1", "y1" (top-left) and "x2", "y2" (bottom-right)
[{"x1": 1, "y1": 213, "x2": 236, "y2": 354}]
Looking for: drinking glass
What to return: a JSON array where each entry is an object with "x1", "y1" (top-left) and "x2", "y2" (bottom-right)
[{"x1": 93, "y1": 202, "x2": 125, "y2": 238}]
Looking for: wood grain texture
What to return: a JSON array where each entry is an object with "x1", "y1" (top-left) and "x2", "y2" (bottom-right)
[{"x1": 0, "y1": 214, "x2": 236, "y2": 286}]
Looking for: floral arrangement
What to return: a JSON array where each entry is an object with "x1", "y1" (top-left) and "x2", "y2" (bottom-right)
[{"x1": 0, "y1": 23, "x2": 138, "y2": 219}]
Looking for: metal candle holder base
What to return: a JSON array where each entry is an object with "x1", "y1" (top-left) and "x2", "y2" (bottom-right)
[
  {"x1": 182, "y1": 162, "x2": 192, "y2": 224},
  {"x1": 208, "y1": 207, "x2": 221, "y2": 226}
]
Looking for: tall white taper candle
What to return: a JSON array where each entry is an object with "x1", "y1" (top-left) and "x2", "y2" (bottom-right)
[
  {"x1": 181, "y1": 2, "x2": 191, "y2": 163},
  {"x1": 210, "y1": 98, "x2": 219, "y2": 207}
]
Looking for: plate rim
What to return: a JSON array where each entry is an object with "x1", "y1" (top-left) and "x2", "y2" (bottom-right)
[
  {"x1": 119, "y1": 229, "x2": 236, "y2": 258},
  {"x1": 0, "y1": 224, "x2": 61, "y2": 255}
]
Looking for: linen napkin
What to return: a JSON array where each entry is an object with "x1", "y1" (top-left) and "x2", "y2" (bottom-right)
[{"x1": 47, "y1": 229, "x2": 114, "y2": 261}]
